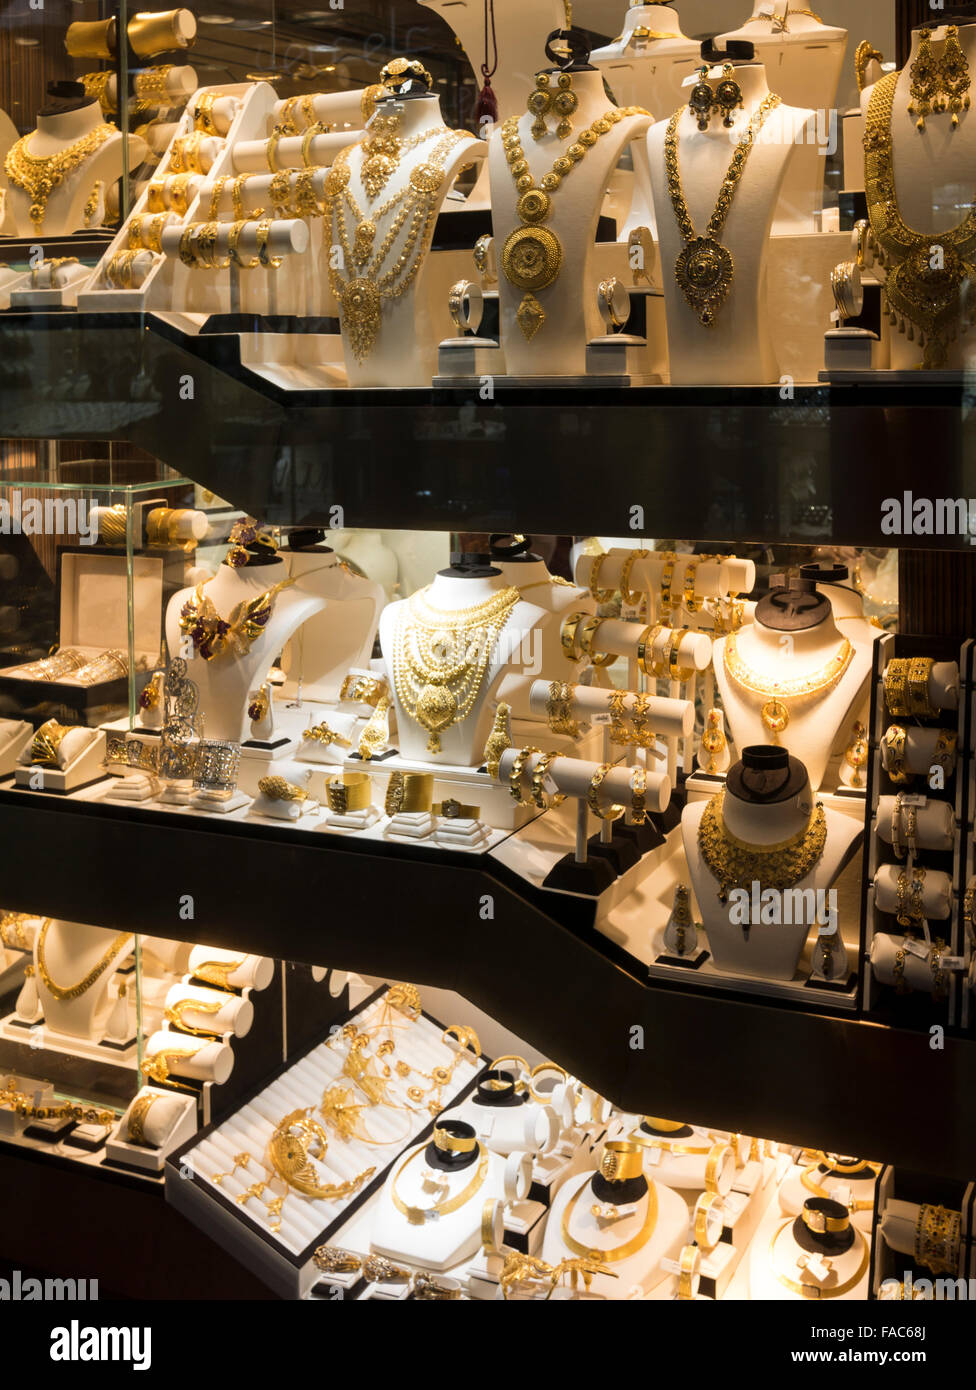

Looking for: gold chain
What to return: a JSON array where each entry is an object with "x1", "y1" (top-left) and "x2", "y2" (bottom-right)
[
  {"x1": 698, "y1": 792, "x2": 827, "y2": 903},
  {"x1": 865, "y1": 70, "x2": 976, "y2": 369},
  {"x1": 5, "y1": 124, "x2": 114, "y2": 231},
  {"x1": 665, "y1": 92, "x2": 781, "y2": 326},
  {"x1": 723, "y1": 630, "x2": 853, "y2": 740},
  {"x1": 35, "y1": 920, "x2": 131, "y2": 1002}
]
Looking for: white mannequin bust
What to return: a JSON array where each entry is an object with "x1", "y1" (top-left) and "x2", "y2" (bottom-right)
[
  {"x1": 166, "y1": 554, "x2": 331, "y2": 743},
  {"x1": 861, "y1": 22, "x2": 976, "y2": 370},
  {"x1": 682, "y1": 749, "x2": 862, "y2": 981},
  {"x1": 5, "y1": 100, "x2": 146, "y2": 236},
  {"x1": 591, "y1": 5, "x2": 700, "y2": 123},
  {"x1": 712, "y1": 586, "x2": 874, "y2": 791},
  {"x1": 330, "y1": 89, "x2": 486, "y2": 387},
  {"x1": 379, "y1": 564, "x2": 546, "y2": 767},
  {"x1": 489, "y1": 65, "x2": 653, "y2": 377},
  {"x1": 276, "y1": 545, "x2": 385, "y2": 704},
  {"x1": 647, "y1": 62, "x2": 813, "y2": 384},
  {"x1": 33, "y1": 919, "x2": 133, "y2": 1041},
  {"x1": 751, "y1": 1200, "x2": 870, "y2": 1300}
]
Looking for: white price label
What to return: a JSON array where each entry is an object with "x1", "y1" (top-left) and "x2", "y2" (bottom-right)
[
  {"x1": 904, "y1": 939, "x2": 930, "y2": 959},
  {"x1": 621, "y1": 604, "x2": 641, "y2": 622},
  {"x1": 942, "y1": 956, "x2": 965, "y2": 971},
  {"x1": 803, "y1": 1253, "x2": 832, "y2": 1284},
  {"x1": 645, "y1": 1146, "x2": 663, "y2": 1166},
  {"x1": 658, "y1": 1257, "x2": 681, "y2": 1275},
  {"x1": 592, "y1": 712, "x2": 612, "y2": 726},
  {"x1": 543, "y1": 774, "x2": 559, "y2": 795},
  {"x1": 901, "y1": 794, "x2": 927, "y2": 807}
]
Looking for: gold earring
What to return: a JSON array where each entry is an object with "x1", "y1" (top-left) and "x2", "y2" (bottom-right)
[
  {"x1": 938, "y1": 24, "x2": 971, "y2": 127},
  {"x1": 552, "y1": 72, "x2": 578, "y2": 139},
  {"x1": 689, "y1": 65, "x2": 714, "y2": 131},
  {"x1": 908, "y1": 28, "x2": 940, "y2": 130},
  {"x1": 527, "y1": 72, "x2": 552, "y2": 139}
]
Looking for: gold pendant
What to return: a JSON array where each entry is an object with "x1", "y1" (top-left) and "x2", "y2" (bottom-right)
[
  {"x1": 341, "y1": 278, "x2": 382, "y2": 363},
  {"x1": 674, "y1": 235, "x2": 734, "y2": 326},
  {"x1": 417, "y1": 682, "x2": 458, "y2": 741},
  {"x1": 761, "y1": 699, "x2": 789, "y2": 740},
  {"x1": 516, "y1": 293, "x2": 546, "y2": 341},
  {"x1": 353, "y1": 219, "x2": 376, "y2": 267},
  {"x1": 502, "y1": 224, "x2": 563, "y2": 293},
  {"x1": 362, "y1": 153, "x2": 395, "y2": 200}
]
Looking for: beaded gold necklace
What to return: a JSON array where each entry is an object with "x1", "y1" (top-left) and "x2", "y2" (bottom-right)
[
  {"x1": 5, "y1": 124, "x2": 114, "y2": 231},
  {"x1": 698, "y1": 792, "x2": 827, "y2": 902}
]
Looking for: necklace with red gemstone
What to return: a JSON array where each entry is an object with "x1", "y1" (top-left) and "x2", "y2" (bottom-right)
[{"x1": 178, "y1": 577, "x2": 295, "y2": 662}]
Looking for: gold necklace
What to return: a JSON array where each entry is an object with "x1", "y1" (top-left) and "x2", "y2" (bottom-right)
[
  {"x1": 865, "y1": 70, "x2": 976, "y2": 369},
  {"x1": 326, "y1": 127, "x2": 469, "y2": 363},
  {"x1": 359, "y1": 112, "x2": 442, "y2": 200},
  {"x1": 801, "y1": 1161, "x2": 877, "y2": 1212},
  {"x1": 560, "y1": 1173, "x2": 658, "y2": 1262},
  {"x1": 664, "y1": 92, "x2": 781, "y2": 326},
  {"x1": 744, "y1": 6, "x2": 823, "y2": 32},
  {"x1": 390, "y1": 1145, "x2": 490, "y2": 1224},
  {"x1": 768, "y1": 1219, "x2": 869, "y2": 1299},
  {"x1": 500, "y1": 103, "x2": 649, "y2": 341},
  {"x1": 723, "y1": 630, "x2": 853, "y2": 739},
  {"x1": 179, "y1": 575, "x2": 296, "y2": 661},
  {"x1": 5, "y1": 124, "x2": 114, "y2": 231},
  {"x1": 698, "y1": 792, "x2": 827, "y2": 903},
  {"x1": 36, "y1": 921, "x2": 131, "y2": 1002},
  {"x1": 392, "y1": 585, "x2": 520, "y2": 753}
]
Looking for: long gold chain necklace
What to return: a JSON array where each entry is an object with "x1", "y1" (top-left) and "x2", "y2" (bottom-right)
[
  {"x1": 326, "y1": 127, "x2": 468, "y2": 363},
  {"x1": 698, "y1": 792, "x2": 827, "y2": 903},
  {"x1": 664, "y1": 92, "x2": 781, "y2": 326},
  {"x1": 723, "y1": 630, "x2": 853, "y2": 740},
  {"x1": 5, "y1": 124, "x2": 114, "y2": 231},
  {"x1": 391, "y1": 1145, "x2": 490, "y2": 1224},
  {"x1": 865, "y1": 70, "x2": 976, "y2": 369},
  {"x1": 179, "y1": 575, "x2": 296, "y2": 662},
  {"x1": 500, "y1": 102, "x2": 649, "y2": 341},
  {"x1": 36, "y1": 921, "x2": 131, "y2": 1002},
  {"x1": 768, "y1": 1219, "x2": 869, "y2": 1299},
  {"x1": 560, "y1": 1174, "x2": 658, "y2": 1262},
  {"x1": 392, "y1": 585, "x2": 520, "y2": 752}
]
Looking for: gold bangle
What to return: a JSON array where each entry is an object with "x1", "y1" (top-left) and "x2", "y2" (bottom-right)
[
  {"x1": 194, "y1": 91, "x2": 220, "y2": 136},
  {"x1": 267, "y1": 123, "x2": 286, "y2": 172},
  {"x1": 913, "y1": 1203, "x2": 961, "y2": 1276},
  {"x1": 170, "y1": 132, "x2": 208, "y2": 175},
  {"x1": 302, "y1": 121, "x2": 326, "y2": 167},
  {"x1": 599, "y1": 1140, "x2": 644, "y2": 1183},
  {"x1": 636, "y1": 623, "x2": 664, "y2": 676},
  {"x1": 509, "y1": 747, "x2": 542, "y2": 806},
  {"x1": 432, "y1": 799, "x2": 480, "y2": 821},
  {"x1": 228, "y1": 219, "x2": 261, "y2": 269},
  {"x1": 546, "y1": 679, "x2": 580, "y2": 738},
  {"x1": 339, "y1": 672, "x2": 388, "y2": 707},
  {"x1": 207, "y1": 174, "x2": 229, "y2": 221},
  {"x1": 578, "y1": 614, "x2": 615, "y2": 668},
  {"x1": 126, "y1": 1092, "x2": 160, "y2": 1145},
  {"x1": 255, "y1": 219, "x2": 283, "y2": 269},
  {"x1": 676, "y1": 1244, "x2": 699, "y2": 1299},
  {"x1": 31, "y1": 719, "x2": 73, "y2": 768},
  {"x1": 630, "y1": 766, "x2": 648, "y2": 825},
  {"x1": 658, "y1": 552, "x2": 677, "y2": 613},
  {"x1": 560, "y1": 611, "x2": 589, "y2": 663},
  {"x1": 882, "y1": 724, "x2": 910, "y2": 784},
  {"x1": 232, "y1": 172, "x2": 265, "y2": 221},
  {"x1": 384, "y1": 771, "x2": 433, "y2": 815},
  {"x1": 258, "y1": 775, "x2": 308, "y2": 803},
  {"x1": 325, "y1": 773, "x2": 372, "y2": 814},
  {"x1": 619, "y1": 549, "x2": 649, "y2": 606},
  {"x1": 883, "y1": 660, "x2": 911, "y2": 718},
  {"x1": 588, "y1": 553, "x2": 616, "y2": 603},
  {"x1": 933, "y1": 728, "x2": 957, "y2": 775},
  {"x1": 907, "y1": 657, "x2": 937, "y2": 718},
  {"x1": 586, "y1": 764, "x2": 625, "y2": 823},
  {"x1": 482, "y1": 1199, "x2": 499, "y2": 1252},
  {"x1": 433, "y1": 1125, "x2": 477, "y2": 1154},
  {"x1": 802, "y1": 1202, "x2": 850, "y2": 1235},
  {"x1": 682, "y1": 559, "x2": 701, "y2": 612},
  {"x1": 693, "y1": 1191, "x2": 723, "y2": 1252},
  {"x1": 665, "y1": 629, "x2": 694, "y2": 682},
  {"x1": 167, "y1": 173, "x2": 195, "y2": 216},
  {"x1": 530, "y1": 750, "x2": 565, "y2": 810},
  {"x1": 704, "y1": 1143, "x2": 733, "y2": 1195}
]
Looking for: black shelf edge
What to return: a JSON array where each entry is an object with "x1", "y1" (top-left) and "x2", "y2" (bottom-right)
[
  {"x1": 0, "y1": 311, "x2": 972, "y2": 546},
  {"x1": 1, "y1": 786, "x2": 974, "y2": 1180}
]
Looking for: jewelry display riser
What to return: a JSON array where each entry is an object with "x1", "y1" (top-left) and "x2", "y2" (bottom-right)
[
  {"x1": 12, "y1": 731, "x2": 107, "y2": 795},
  {"x1": 961, "y1": 640, "x2": 976, "y2": 1029},
  {"x1": 740, "y1": 1171, "x2": 873, "y2": 1302},
  {"x1": 0, "y1": 945, "x2": 28, "y2": 997},
  {"x1": 0, "y1": 1018, "x2": 138, "y2": 1111},
  {"x1": 167, "y1": 985, "x2": 486, "y2": 1299},
  {"x1": 77, "y1": 83, "x2": 268, "y2": 314},
  {"x1": 859, "y1": 634, "x2": 971, "y2": 1030},
  {"x1": 106, "y1": 1088, "x2": 197, "y2": 1175},
  {"x1": 703, "y1": 1149, "x2": 787, "y2": 1301},
  {"x1": 868, "y1": 1167, "x2": 974, "y2": 1298}
]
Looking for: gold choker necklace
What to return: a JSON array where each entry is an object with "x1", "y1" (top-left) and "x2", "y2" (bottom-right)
[
  {"x1": 36, "y1": 921, "x2": 131, "y2": 1002},
  {"x1": 665, "y1": 93, "x2": 781, "y2": 326},
  {"x1": 698, "y1": 792, "x2": 827, "y2": 902},
  {"x1": 865, "y1": 70, "x2": 976, "y2": 369},
  {"x1": 392, "y1": 585, "x2": 520, "y2": 753},
  {"x1": 723, "y1": 630, "x2": 853, "y2": 739},
  {"x1": 391, "y1": 1144, "x2": 489, "y2": 1224},
  {"x1": 561, "y1": 1173, "x2": 658, "y2": 1263},
  {"x1": 179, "y1": 576, "x2": 296, "y2": 661},
  {"x1": 5, "y1": 124, "x2": 114, "y2": 231}
]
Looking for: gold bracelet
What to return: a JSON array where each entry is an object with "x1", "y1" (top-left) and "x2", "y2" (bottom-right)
[
  {"x1": 588, "y1": 553, "x2": 615, "y2": 603},
  {"x1": 31, "y1": 719, "x2": 73, "y2": 768},
  {"x1": 255, "y1": 218, "x2": 283, "y2": 269},
  {"x1": 665, "y1": 629, "x2": 694, "y2": 682},
  {"x1": 929, "y1": 936, "x2": 949, "y2": 1002},
  {"x1": 326, "y1": 773, "x2": 372, "y2": 814},
  {"x1": 258, "y1": 775, "x2": 308, "y2": 803},
  {"x1": 636, "y1": 623, "x2": 664, "y2": 676},
  {"x1": 560, "y1": 611, "x2": 589, "y2": 663},
  {"x1": 339, "y1": 672, "x2": 388, "y2": 707},
  {"x1": 802, "y1": 1202, "x2": 850, "y2": 1235},
  {"x1": 432, "y1": 799, "x2": 480, "y2": 821},
  {"x1": 509, "y1": 746, "x2": 542, "y2": 806},
  {"x1": 586, "y1": 764, "x2": 625, "y2": 823},
  {"x1": 682, "y1": 559, "x2": 701, "y2": 613},
  {"x1": 658, "y1": 552, "x2": 677, "y2": 613},
  {"x1": 693, "y1": 1191, "x2": 723, "y2": 1252},
  {"x1": 933, "y1": 728, "x2": 957, "y2": 776},
  {"x1": 530, "y1": 750, "x2": 565, "y2": 810},
  {"x1": 232, "y1": 172, "x2": 265, "y2": 221},
  {"x1": 126, "y1": 1092, "x2": 160, "y2": 1145},
  {"x1": 302, "y1": 121, "x2": 326, "y2": 167},
  {"x1": 907, "y1": 657, "x2": 937, "y2": 718},
  {"x1": 630, "y1": 766, "x2": 648, "y2": 824},
  {"x1": 704, "y1": 1143, "x2": 732, "y2": 1195},
  {"x1": 676, "y1": 1244, "x2": 699, "y2": 1300},
  {"x1": 106, "y1": 249, "x2": 141, "y2": 289},
  {"x1": 578, "y1": 614, "x2": 615, "y2": 668},
  {"x1": 608, "y1": 688, "x2": 629, "y2": 744},
  {"x1": 882, "y1": 724, "x2": 910, "y2": 784},
  {"x1": 546, "y1": 679, "x2": 580, "y2": 738},
  {"x1": 432, "y1": 1124, "x2": 477, "y2": 1154},
  {"x1": 913, "y1": 1203, "x2": 961, "y2": 1275},
  {"x1": 194, "y1": 91, "x2": 220, "y2": 136},
  {"x1": 384, "y1": 771, "x2": 433, "y2": 815},
  {"x1": 170, "y1": 132, "x2": 208, "y2": 175},
  {"x1": 266, "y1": 123, "x2": 286, "y2": 172},
  {"x1": 133, "y1": 65, "x2": 173, "y2": 109},
  {"x1": 302, "y1": 721, "x2": 352, "y2": 748},
  {"x1": 228, "y1": 219, "x2": 261, "y2": 268},
  {"x1": 619, "y1": 549, "x2": 649, "y2": 606},
  {"x1": 630, "y1": 691, "x2": 653, "y2": 748},
  {"x1": 882, "y1": 659, "x2": 911, "y2": 717},
  {"x1": 207, "y1": 174, "x2": 229, "y2": 221}
]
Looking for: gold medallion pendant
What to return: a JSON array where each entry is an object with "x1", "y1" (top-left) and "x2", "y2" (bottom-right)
[
  {"x1": 673, "y1": 235, "x2": 735, "y2": 326},
  {"x1": 341, "y1": 278, "x2": 382, "y2": 362},
  {"x1": 502, "y1": 225, "x2": 563, "y2": 292},
  {"x1": 417, "y1": 681, "x2": 458, "y2": 744}
]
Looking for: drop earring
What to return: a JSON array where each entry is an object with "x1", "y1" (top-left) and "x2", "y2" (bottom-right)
[
  {"x1": 937, "y1": 24, "x2": 971, "y2": 128},
  {"x1": 908, "y1": 27, "x2": 939, "y2": 130},
  {"x1": 552, "y1": 71, "x2": 578, "y2": 139},
  {"x1": 689, "y1": 65, "x2": 714, "y2": 131},
  {"x1": 527, "y1": 72, "x2": 552, "y2": 140},
  {"x1": 715, "y1": 63, "x2": 743, "y2": 128}
]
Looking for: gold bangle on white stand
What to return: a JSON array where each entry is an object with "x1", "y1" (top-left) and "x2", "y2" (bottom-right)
[
  {"x1": 693, "y1": 1190, "x2": 724, "y2": 1253},
  {"x1": 472, "y1": 233, "x2": 497, "y2": 285},
  {"x1": 830, "y1": 260, "x2": 863, "y2": 323},
  {"x1": 597, "y1": 275, "x2": 631, "y2": 330},
  {"x1": 448, "y1": 278, "x2": 484, "y2": 335}
]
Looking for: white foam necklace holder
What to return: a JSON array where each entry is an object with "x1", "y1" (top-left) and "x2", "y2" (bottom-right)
[
  {"x1": 379, "y1": 571, "x2": 547, "y2": 768},
  {"x1": 490, "y1": 67, "x2": 652, "y2": 380},
  {"x1": 277, "y1": 547, "x2": 385, "y2": 705},
  {"x1": 333, "y1": 93, "x2": 486, "y2": 387},
  {"x1": 591, "y1": 5, "x2": 701, "y2": 129},
  {"x1": 647, "y1": 63, "x2": 812, "y2": 383},
  {"x1": 752, "y1": 1200, "x2": 870, "y2": 1301},
  {"x1": 681, "y1": 761, "x2": 862, "y2": 981},
  {"x1": 862, "y1": 23, "x2": 976, "y2": 371},
  {"x1": 165, "y1": 558, "x2": 331, "y2": 743},
  {"x1": 32, "y1": 920, "x2": 134, "y2": 1042},
  {"x1": 0, "y1": 720, "x2": 32, "y2": 775},
  {"x1": 490, "y1": 557, "x2": 593, "y2": 693}
]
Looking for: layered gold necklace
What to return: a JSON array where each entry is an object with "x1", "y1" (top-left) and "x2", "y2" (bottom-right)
[
  {"x1": 5, "y1": 124, "x2": 114, "y2": 231},
  {"x1": 698, "y1": 792, "x2": 827, "y2": 903},
  {"x1": 664, "y1": 92, "x2": 781, "y2": 326},
  {"x1": 500, "y1": 102, "x2": 649, "y2": 341},
  {"x1": 392, "y1": 585, "x2": 520, "y2": 753},
  {"x1": 325, "y1": 124, "x2": 468, "y2": 363},
  {"x1": 865, "y1": 70, "x2": 976, "y2": 369},
  {"x1": 36, "y1": 921, "x2": 131, "y2": 1002},
  {"x1": 723, "y1": 630, "x2": 853, "y2": 739}
]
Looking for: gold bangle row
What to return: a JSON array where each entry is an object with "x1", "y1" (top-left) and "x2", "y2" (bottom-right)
[
  {"x1": 147, "y1": 172, "x2": 195, "y2": 215},
  {"x1": 884, "y1": 657, "x2": 938, "y2": 719},
  {"x1": 128, "y1": 212, "x2": 170, "y2": 252},
  {"x1": 169, "y1": 131, "x2": 210, "y2": 175},
  {"x1": 384, "y1": 771, "x2": 433, "y2": 815}
]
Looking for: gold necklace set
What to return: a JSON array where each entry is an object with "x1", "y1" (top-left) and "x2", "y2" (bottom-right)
[
  {"x1": 5, "y1": 124, "x2": 114, "y2": 231},
  {"x1": 723, "y1": 630, "x2": 853, "y2": 740},
  {"x1": 698, "y1": 792, "x2": 827, "y2": 903},
  {"x1": 326, "y1": 119, "x2": 469, "y2": 363},
  {"x1": 665, "y1": 92, "x2": 781, "y2": 326},
  {"x1": 500, "y1": 103, "x2": 649, "y2": 341},
  {"x1": 865, "y1": 69, "x2": 976, "y2": 369},
  {"x1": 392, "y1": 585, "x2": 520, "y2": 753}
]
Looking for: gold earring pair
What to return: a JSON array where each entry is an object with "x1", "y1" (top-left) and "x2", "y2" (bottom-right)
[
  {"x1": 526, "y1": 70, "x2": 578, "y2": 139},
  {"x1": 909, "y1": 25, "x2": 971, "y2": 130}
]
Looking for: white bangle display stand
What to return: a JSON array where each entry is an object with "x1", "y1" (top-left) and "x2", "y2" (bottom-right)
[
  {"x1": 0, "y1": 720, "x2": 32, "y2": 775},
  {"x1": 164, "y1": 982, "x2": 254, "y2": 1038},
  {"x1": 187, "y1": 946, "x2": 274, "y2": 992},
  {"x1": 15, "y1": 728, "x2": 107, "y2": 794},
  {"x1": 107, "y1": 1087, "x2": 198, "y2": 1174}
]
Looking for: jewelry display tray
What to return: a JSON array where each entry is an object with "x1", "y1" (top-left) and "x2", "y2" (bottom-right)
[{"x1": 166, "y1": 982, "x2": 486, "y2": 1300}]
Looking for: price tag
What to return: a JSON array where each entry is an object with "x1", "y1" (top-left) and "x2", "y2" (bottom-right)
[
  {"x1": 33, "y1": 1088, "x2": 43, "y2": 1110},
  {"x1": 592, "y1": 712, "x2": 612, "y2": 727},
  {"x1": 658, "y1": 1256, "x2": 681, "y2": 1275},
  {"x1": 621, "y1": 604, "x2": 641, "y2": 622},
  {"x1": 901, "y1": 793, "x2": 927, "y2": 807},
  {"x1": 543, "y1": 774, "x2": 559, "y2": 795},
  {"x1": 831, "y1": 1183, "x2": 852, "y2": 1210},
  {"x1": 942, "y1": 956, "x2": 965, "y2": 971},
  {"x1": 802, "y1": 1253, "x2": 833, "y2": 1284},
  {"x1": 645, "y1": 1145, "x2": 663, "y2": 1166},
  {"x1": 904, "y1": 939, "x2": 930, "y2": 959}
]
